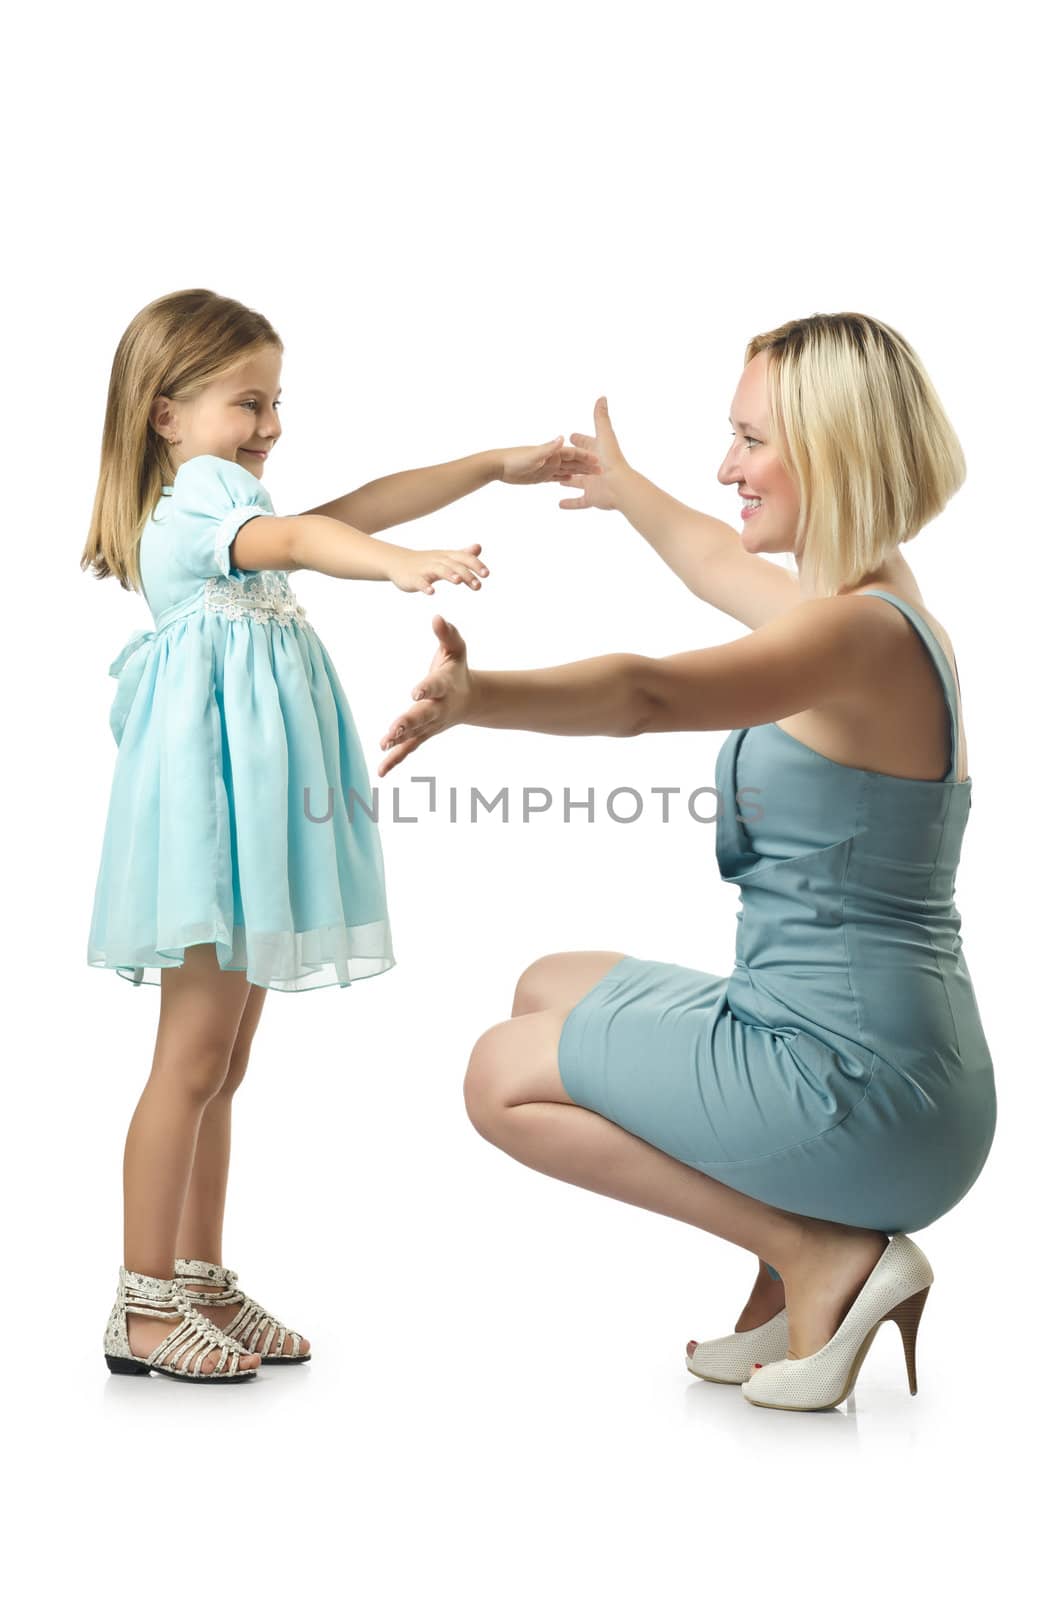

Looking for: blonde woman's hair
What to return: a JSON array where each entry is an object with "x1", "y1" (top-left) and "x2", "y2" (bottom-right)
[
  {"x1": 79, "y1": 289, "x2": 283, "y2": 592},
  {"x1": 744, "y1": 312, "x2": 966, "y2": 597}
]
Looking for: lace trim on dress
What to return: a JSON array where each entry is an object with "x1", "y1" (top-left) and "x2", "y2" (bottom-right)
[{"x1": 201, "y1": 571, "x2": 309, "y2": 627}]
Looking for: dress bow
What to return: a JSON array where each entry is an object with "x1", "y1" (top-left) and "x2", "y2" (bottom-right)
[{"x1": 107, "y1": 627, "x2": 158, "y2": 746}]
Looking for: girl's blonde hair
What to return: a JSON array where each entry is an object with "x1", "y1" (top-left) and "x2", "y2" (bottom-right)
[
  {"x1": 79, "y1": 289, "x2": 283, "y2": 592},
  {"x1": 744, "y1": 312, "x2": 966, "y2": 597}
]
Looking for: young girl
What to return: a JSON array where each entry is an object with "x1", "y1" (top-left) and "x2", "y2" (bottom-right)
[{"x1": 84, "y1": 287, "x2": 600, "y2": 1383}]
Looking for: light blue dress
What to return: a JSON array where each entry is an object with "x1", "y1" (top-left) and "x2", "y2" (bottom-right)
[
  {"x1": 558, "y1": 590, "x2": 997, "y2": 1238},
  {"x1": 87, "y1": 454, "x2": 395, "y2": 992}
]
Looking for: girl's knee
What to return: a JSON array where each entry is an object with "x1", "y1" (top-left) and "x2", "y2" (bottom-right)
[
  {"x1": 217, "y1": 1051, "x2": 251, "y2": 1096},
  {"x1": 152, "y1": 1043, "x2": 236, "y2": 1103}
]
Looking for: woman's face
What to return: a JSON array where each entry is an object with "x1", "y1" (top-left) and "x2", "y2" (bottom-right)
[
  {"x1": 717, "y1": 350, "x2": 801, "y2": 556},
  {"x1": 153, "y1": 347, "x2": 284, "y2": 478}
]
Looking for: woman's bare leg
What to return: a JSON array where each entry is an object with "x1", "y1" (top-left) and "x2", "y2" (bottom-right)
[
  {"x1": 122, "y1": 944, "x2": 261, "y2": 1373},
  {"x1": 468, "y1": 963, "x2": 888, "y2": 1362},
  {"x1": 508, "y1": 953, "x2": 787, "y2": 1338},
  {"x1": 174, "y1": 983, "x2": 311, "y2": 1357}
]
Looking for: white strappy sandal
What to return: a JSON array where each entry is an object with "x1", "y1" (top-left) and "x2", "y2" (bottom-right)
[
  {"x1": 103, "y1": 1266, "x2": 258, "y2": 1381},
  {"x1": 174, "y1": 1257, "x2": 311, "y2": 1364}
]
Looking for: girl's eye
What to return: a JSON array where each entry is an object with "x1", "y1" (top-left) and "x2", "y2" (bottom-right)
[
  {"x1": 729, "y1": 430, "x2": 758, "y2": 448},
  {"x1": 241, "y1": 399, "x2": 282, "y2": 410}
]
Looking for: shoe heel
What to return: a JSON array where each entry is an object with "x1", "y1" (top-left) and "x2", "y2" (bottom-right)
[
  {"x1": 886, "y1": 1285, "x2": 930, "y2": 1395},
  {"x1": 105, "y1": 1354, "x2": 150, "y2": 1376}
]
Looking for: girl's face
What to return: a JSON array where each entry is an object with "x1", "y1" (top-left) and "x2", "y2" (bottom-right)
[
  {"x1": 717, "y1": 350, "x2": 801, "y2": 558},
  {"x1": 152, "y1": 348, "x2": 284, "y2": 478}
]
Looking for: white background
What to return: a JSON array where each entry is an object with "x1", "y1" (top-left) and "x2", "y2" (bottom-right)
[{"x1": 5, "y1": 0, "x2": 1052, "y2": 1592}]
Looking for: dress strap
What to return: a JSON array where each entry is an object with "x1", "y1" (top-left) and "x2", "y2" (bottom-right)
[{"x1": 857, "y1": 589, "x2": 961, "y2": 782}]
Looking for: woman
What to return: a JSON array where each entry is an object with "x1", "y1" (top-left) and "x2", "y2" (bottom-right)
[{"x1": 378, "y1": 312, "x2": 997, "y2": 1412}]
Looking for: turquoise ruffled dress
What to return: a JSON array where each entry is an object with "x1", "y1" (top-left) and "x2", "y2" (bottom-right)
[{"x1": 87, "y1": 454, "x2": 395, "y2": 992}]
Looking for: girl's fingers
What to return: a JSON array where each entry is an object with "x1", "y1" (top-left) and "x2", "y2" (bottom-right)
[{"x1": 452, "y1": 552, "x2": 489, "y2": 575}]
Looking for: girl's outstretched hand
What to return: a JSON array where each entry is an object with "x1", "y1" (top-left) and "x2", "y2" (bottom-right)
[
  {"x1": 497, "y1": 435, "x2": 601, "y2": 486},
  {"x1": 385, "y1": 545, "x2": 490, "y2": 596},
  {"x1": 378, "y1": 615, "x2": 473, "y2": 777},
  {"x1": 557, "y1": 396, "x2": 631, "y2": 512}
]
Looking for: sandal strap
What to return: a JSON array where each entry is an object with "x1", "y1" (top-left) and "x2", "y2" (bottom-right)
[
  {"x1": 146, "y1": 1304, "x2": 251, "y2": 1378},
  {"x1": 224, "y1": 1294, "x2": 304, "y2": 1359},
  {"x1": 175, "y1": 1258, "x2": 303, "y2": 1356},
  {"x1": 117, "y1": 1266, "x2": 182, "y2": 1321},
  {"x1": 174, "y1": 1257, "x2": 243, "y2": 1307}
]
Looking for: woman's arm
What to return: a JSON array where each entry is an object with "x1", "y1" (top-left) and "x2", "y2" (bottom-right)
[
  {"x1": 298, "y1": 451, "x2": 501, "y2": 534},
  {"x1": 611, "y1": 465, "x2": 802, "y2": 629},
  {"x1": 378, "y1": 598, "x2": 889, "y2": 776},
  {"x1": 467, "y1": 601, "x2": 872, "y2": 737},
  {"x1": 565, "y1": 399, "x2": 801, "y2": 630},
  {"x1": 467, "y1": 654, "x2": 647, "y2": 738}
]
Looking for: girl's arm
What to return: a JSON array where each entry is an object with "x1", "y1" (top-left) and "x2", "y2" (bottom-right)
[
  {"x1": 298, "y1": 451, "x2": 501, "y2": 534},
  {"x1": 230, "y1": 514, "x2": 487, "y2": 591}
]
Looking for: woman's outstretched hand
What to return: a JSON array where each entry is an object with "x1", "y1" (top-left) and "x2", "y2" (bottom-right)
[
  {"x1": 378, "y1": 615, "x2": 473, "y2": 777},
  {"x1": 496, "y1": 435, "x2": 601, "y2": 486},
  {"x1": 383, "y1": 545, "x2": 490, "y2": 596},
  {"x1": 557, "y1": 396, "x2": 631, "y2": 512}
]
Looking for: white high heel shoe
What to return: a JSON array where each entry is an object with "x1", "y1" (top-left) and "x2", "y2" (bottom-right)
[
  {"x1": 686, "y1": 1308, "x2": 790, "y2": 1383},
  {"x1": 741, "y1": 1233, "x2": 933, "y2": 1411}
]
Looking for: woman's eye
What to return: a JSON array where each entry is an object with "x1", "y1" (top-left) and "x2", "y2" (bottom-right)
[
  {"x1": 729, "y1": 431, "x2": 758, "y2": 448},
  {"x1": 241, "y1": 399, "x2": 282, "y2": 410}
]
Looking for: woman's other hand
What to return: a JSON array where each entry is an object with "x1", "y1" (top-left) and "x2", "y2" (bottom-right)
[
  {"x1": 379, "y1": 615, "x2": 473, "y2": 776},
  {"x1": 559, "y1": 395, "x2": 631, "y2": 512},
  {"x1": 384, "y1": 545, "x2": 489, "y2": 596},
  {"x1": 495, "y1": 435, "x2": 601, "y2": 487}
]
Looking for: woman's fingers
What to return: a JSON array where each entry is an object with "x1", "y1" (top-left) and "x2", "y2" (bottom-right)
[
  {"x1": 378, "y1": 726, "x2": 429, "y2": 776},
  {"x1": 381, "y1": 706, "x2": 434, "y2": 751}
]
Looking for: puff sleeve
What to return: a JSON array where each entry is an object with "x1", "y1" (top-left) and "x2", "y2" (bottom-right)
[{"x1": 168, "y1": 454, "x2": 277, "y2": 581}]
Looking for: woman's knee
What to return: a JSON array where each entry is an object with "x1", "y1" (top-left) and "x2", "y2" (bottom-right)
[
  {"x1": 463, "y1": 1024, "x2": 510, "y2": 1140},
  {"x1": 510, "y1": 957, "x2": 552, "y2": 1016},
  {"x1": 511, "y1": 950, "x2": 628, "y2": 1018}
]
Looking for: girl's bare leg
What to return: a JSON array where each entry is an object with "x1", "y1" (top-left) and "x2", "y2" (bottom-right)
[
  {"x1": 509, "y1": 954, "x2": 787, "y2": 1339},
  {"x1": 122, "y1": 944, "x2": 261, "y2": 1373},
  {"x1": 175, "y1": 981, "x2": 268, "y2": 1265},
  {"x1": 175, "y1": 984, "x2": 310, "y2": 1357}
]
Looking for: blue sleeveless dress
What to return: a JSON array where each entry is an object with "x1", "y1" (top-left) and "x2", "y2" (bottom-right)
[
  {"x1": 557, "y1": 590, "x2": 996, "y2": 1237},
  {"x1": 87, "y1": 454, "x2": 395, "y2": 992}
]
